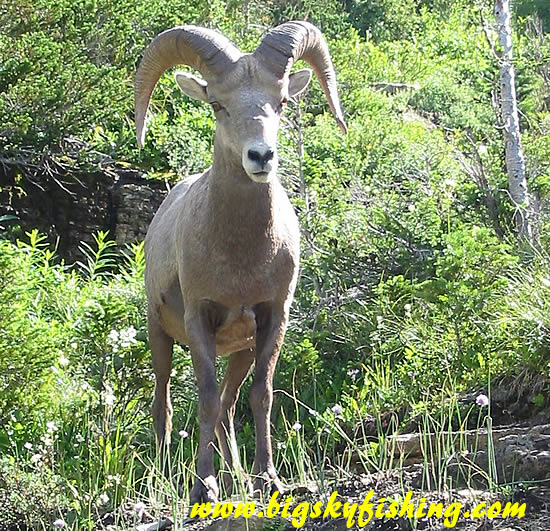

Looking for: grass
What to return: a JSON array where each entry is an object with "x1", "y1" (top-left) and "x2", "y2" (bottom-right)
[{"x1": 0, "y1": 232, "x2": 549, "y2": 529}]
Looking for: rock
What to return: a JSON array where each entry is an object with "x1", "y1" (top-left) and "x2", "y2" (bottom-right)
[
  {"x1": 390, "y1": 424, "x2": 550, "y2": 485},
  {"x1": 204, "y1": 515, "x2": 287, "y2": 530},
  {"x1": 136, "y1": 517, "x2": 173, "y2": 531},
  {"x1": 0, "y1": 166, "x2": 169, "y2": 262}
]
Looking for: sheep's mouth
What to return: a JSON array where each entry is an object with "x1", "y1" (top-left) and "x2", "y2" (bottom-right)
[{"x1": 248, "y1": 171, "x2": 272, "y2": 183}]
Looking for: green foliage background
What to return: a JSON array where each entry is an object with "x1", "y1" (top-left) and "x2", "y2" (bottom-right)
[{"x1": 1, "y1": 0, "x2": 550, "y2": 527}]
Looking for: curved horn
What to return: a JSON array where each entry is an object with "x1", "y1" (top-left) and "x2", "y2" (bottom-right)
[
  {"x1": 253, "y1": 21, "x2": 347, "y2": 134},
  {"x1": 135, "y1": 26, "x2": 243, "y2": 147}
]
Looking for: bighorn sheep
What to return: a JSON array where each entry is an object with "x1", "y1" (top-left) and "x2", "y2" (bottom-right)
[{"x1": 135, "y1": 21, "x2": 346, "y2": 504}]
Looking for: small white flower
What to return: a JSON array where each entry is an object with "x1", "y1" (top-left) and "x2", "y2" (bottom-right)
[
  {"x1": 31, "y1": 453, "x2": 42, "y2": 464},
  {"x1": 75, "y1": 433, "x2": 85, "y2": 443},
  {"x1": 70, "y1": 342, "x2": 78, "y2": 349},
  {"x1": 59, "y1": 354, "x2": 69, "y2": 366},
  {"x1": 476, "y1": 394, "x2": 489, "y2": 407},
  {"x1": 134, "y1": 501, "x2": 146, "y2": 518},
  {"x1": 103, "y1": 385, "x2": 116, "y2": 406},
  {"x1": 347, "y1": 368, "x2": 360, "y2": 380},
  {"x1": 404, "y1": 303, "x2": 411, "y2": 312},
  {"x1": 292, "y1": 422, "x2": 302, "y2": 431},
  {"x1": 443, "y1": 178, "x2": 456, "y2": 189},
  {"x1": 53, "y1": 518, "x2": 66, "y2": 528},
  {"x1": 119, "y1": 326, "x2": 137, "y2": 348},
  {"x1": 46, "y1": 421, "x2": 58, "y2": 433},
  {"x1": 179, "y1": 429, "x2": 189, "y2": 439},
  {"x1": 331, "y1": 404, "x2": 343, "y2": 416},
  {"x1": 408, "y1": 204, "x2": 415, "y2": 212},
  {"x1": 276, "y1": 442, "x2": 287, "y2": 450},
  {"x1": 99, "y1": 492, "x2": 109, "y2": 504},
  {"x1": 104, "y1": 393, "x2": 116, "y2": 406},
  {"x1": 24, "y1": 442, "x2": 33, "y2": 450}
]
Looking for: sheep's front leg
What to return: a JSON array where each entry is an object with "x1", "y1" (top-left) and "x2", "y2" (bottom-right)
[
  {"x1": 185, "y1": 309, "x2": 220, "y2": 505},
  {"x1": 249, "y1": 303, "x2": 287, "y2": 495},
  {"x1": 216, "y1": 348, "x2": 255, "y2": 495}
]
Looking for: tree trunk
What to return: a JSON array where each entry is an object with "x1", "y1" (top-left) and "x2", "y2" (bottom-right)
[{"x1": 494, "y1": 0, "x2": 532, "y2": 241}]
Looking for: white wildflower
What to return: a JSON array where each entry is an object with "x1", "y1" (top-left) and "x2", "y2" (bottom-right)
[
  {"x1": 347, "y1": 368, "x2": 360, "y2": 380},
  {"x1": 476, "y1": 394, "x2": 489, "y2": 407},
  {"x1": 59, "y1": 354, "x2": 69, "y2": 367},
  {"x1": 276, "y1": 442, "x2": 287, "y2": 450},
  {"x1": 331, "y1": 404, "x2": 343, "y2": 416},
  {"x1": 24, "y1": 442, "x2": 33, "y2": 450},
  {"x1": 31, "y1": 453, "x2": 42, "y2": 464},
  {"x1": 107, "y1": 330, "x2": 119, "y2": 353},
  {"x1": 119, "y1": 326, "x2": 137, "y2": 348},
  {"x1": 53, "y1": 519, "x2": 66, "y2": 528},
  {"x1": 99, "y1": 492, "x2": 109, "y2": 504},
  {"x1": 292, "y1": 422, "x2": 302, "y2": 432},
  {"x1": 104, "y1": 392, "x2": 116, "y2": 406},
  {"x1": 46, "y1": 421, "x2": 58, "y2": 433},
  {"x1": 179, "y1": 430, "x2": 189, "y2": 439},
  {"x1": 102, "y1": 385, "x2": 116, "y2": 406},
  {"x1": 443, "y1": 178, "x2": 456, "y2": 190}
]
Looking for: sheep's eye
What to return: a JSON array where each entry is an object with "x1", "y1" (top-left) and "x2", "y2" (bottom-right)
[{"x1": 210, "y1": 101, "x2": 222, "y2": 112}]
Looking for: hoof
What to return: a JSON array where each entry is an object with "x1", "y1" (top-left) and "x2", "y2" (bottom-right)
[
  {"x1": 190, "y1": 475, "x2": 219, "y2": 508},
  {"x1": 252, "y1": 470, "x2": 284, "y2": 498}
]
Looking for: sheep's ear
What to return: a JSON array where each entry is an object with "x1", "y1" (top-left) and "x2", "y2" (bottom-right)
[
  {"x1": 175, "y1": 72, "x2": 209, "y2": 102},
  {"x1": 288, "y1": 68, "x2": 312, "y2": 98}
]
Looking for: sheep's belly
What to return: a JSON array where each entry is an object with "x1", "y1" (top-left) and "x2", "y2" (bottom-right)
[{"x1": 158, "y1": 301, "x2": 256, "y2": 356}]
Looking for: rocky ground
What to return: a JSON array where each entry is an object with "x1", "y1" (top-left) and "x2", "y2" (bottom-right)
[{"x1": 101, "y1": 422, "x2": 550, "y2": 531}]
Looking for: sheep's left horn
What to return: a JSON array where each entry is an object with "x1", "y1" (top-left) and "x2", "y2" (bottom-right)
[
  {"x1": 253, "y1": 21, "x2": 347, "y2": 134},
  {"x1": 135, "y1": 26, "x2": 242, "y2": 147}
]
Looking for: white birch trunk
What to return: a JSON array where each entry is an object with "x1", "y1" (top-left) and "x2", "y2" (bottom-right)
[{"x1": 494, "y1": 0, "x2": 531, "y2": 241}]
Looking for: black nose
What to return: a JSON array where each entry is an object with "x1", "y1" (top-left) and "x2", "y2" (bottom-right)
[
  {"x1": 248, "y1": 148, "x2": 274, "y2": 167},
  {"x1": 248, "y1": 149, "x2": 262, "y2": 162}
]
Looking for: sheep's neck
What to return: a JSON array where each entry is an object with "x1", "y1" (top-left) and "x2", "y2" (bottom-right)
[{"x1": 207, "y1": 151, "x2": 277, "y2": 242}]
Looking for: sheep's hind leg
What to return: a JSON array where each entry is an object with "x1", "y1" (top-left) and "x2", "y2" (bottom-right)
[
  {"x1": 216, "y1": 348, "x2": 255, "y2": 496},
  {"x1": 149, "y1": 310, "x2": 174, "y2": 475}
]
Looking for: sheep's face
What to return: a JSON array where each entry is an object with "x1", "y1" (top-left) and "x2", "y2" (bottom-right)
[{"x1": 175, "y1": 57, "x2": 311, "y2": 184}]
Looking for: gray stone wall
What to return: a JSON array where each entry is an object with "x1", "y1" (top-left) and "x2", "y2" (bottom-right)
[{"x1": 0, "y1": 167, "x2": 169, "y2": 262}]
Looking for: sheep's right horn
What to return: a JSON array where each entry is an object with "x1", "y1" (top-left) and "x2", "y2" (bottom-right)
[
  {"x1": 254, "y1": 21, "x2": 347, "y2": 134},
  {"x1": 135, "y1": 26, "x2": 242, "y2": 147}
]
